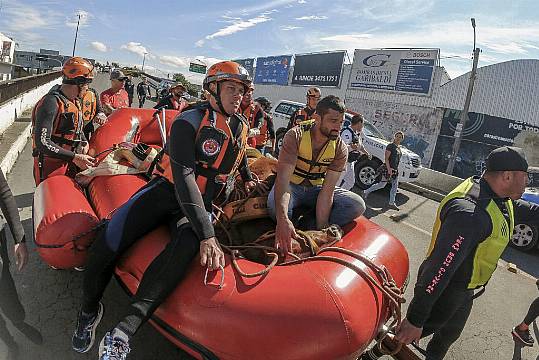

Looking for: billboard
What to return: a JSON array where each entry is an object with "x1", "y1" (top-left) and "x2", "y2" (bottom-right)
[
  {"x1": 431, "y1": 109, "x2": 539, "y2": 177},
  {"x1": 291, "y1": 51, "x2": 345, "y2": 87},
  {"x1": 234, "y1": 58, "x2": 254, "y2": 77},
  {"x1": 254, "y1": 55, "x2": 292, "y2": 85},
  {"x1": 348, "y1": 49, "x2": 439, "y2": 95},
  {"x1": 1, "y1": 41, "x2": 12, "y2": 57}
]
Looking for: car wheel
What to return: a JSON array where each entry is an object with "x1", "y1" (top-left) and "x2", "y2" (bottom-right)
[
  {"x1": 511, "y1": 221, "x2": 539, "y2": 251},
  {"x1": 355, "y1": 159, "x2": 382, "y2": 190}
]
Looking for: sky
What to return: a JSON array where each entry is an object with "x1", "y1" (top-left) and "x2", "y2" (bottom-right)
[{"x1": 1, "y1": 0, "x2": 538, "y2": 84}]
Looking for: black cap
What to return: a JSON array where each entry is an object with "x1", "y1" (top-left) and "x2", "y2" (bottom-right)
[{"x1": 486, "y1": 146, "x2": 528, "y2": 172}]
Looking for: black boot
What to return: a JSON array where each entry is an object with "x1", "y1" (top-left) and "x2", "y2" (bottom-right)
[{"x1": 13, "y1": 322, "x2": 43, "y2": 345}]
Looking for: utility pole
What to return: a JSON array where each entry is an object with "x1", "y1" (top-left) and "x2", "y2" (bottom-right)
[
  {"x1": 72, "y1": 12, "x2": 81, "y2": 57},
  {"x1": 446, "y1": 18, "x2": 480, "y2": 175},
  {"x1": 142, "y1": 52, "x2": 148, "y2": 72}
]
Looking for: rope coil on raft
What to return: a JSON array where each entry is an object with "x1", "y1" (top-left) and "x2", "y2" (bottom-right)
[{"x1": 213, "y1": 176, "x2": 406, "y2": 356}]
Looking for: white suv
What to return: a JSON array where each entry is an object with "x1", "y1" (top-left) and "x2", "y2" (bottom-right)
[{"x1": 271, "y1": 100, "x2": 422, "y2": 190}]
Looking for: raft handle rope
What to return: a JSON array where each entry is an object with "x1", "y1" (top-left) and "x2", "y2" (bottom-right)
[
  {"x1": 204, "y1": 265, "x2": 225, "y2": 290},
  {"x1": 70, "y1": 219, "x2": 108, "y2": 252}
]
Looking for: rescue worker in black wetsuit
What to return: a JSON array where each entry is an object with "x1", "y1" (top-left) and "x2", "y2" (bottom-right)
[
  {"x1": 31, "y1": 57, "x2": 96, "y2": 185},
  {"x1": 153, "y1": 82, "x2": 187, "y2": 111},
  {"x1": 0, "y1": 169, "x2": 42, "y2": 359},
  {"x1": 366, "y1": 146, "x2": 535, "y2": 360},
  {"x1": 124, "y1": 76, "x2": 135, "y2": 107},
  {"x1": 286, "y1": 87, "x2": 321, "y2": 130},
  {"x1": 71, "y1": 61, "x2": 257, "y2": 360}
]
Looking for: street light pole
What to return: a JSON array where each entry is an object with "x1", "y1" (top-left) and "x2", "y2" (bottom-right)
[
  {"x1": 72, "y1": 13, "x2": 81, "y2": 57},
  {"x1": 446, "y1": 18, "x2": 480, "y2": 175},
  {"x1": 142, "y1": 52, "x2": 147, "y2": 72}
]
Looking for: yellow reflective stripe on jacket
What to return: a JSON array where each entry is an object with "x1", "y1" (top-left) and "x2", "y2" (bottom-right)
[
  {"x1": 290, "y1": 122, "x2": 336, "y2": 186},
  {"x1": 427, "y1": 177, "x2": 514, "y2": 289}
]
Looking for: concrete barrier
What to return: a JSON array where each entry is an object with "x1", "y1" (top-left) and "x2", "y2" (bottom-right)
[
  {"x1": 0, "y1": 75, "x2": 62, "y2": 134},
  {"x1": 401, "y1": 167, "x2": 463, "y2": 201}
]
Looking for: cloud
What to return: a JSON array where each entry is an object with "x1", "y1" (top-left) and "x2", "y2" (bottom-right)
[
  {"x1": 196, "y1": 14, "x2": 272, "y2": 47},
  {"x1": 298, "y1": 0, "x2": 307, "y2": 3},
  {"x1": 1, "y1": 1, "x2": 60, "y2": 32},
  {"x1": 281, "y1": 25, "x2": 302, "y2": 31},
  {"x1": 295, "y1": 15, "x2": 328, "y2": 20},
  {"x1": 66, "y1": 10, "x2": 91, "y2": 28},
  {"x1": 235, "y1": 0, "x2": 296, "y2": 15},
  {"x1": 90, "y1": 41, "x2": 107, "y2": 52},
  {"x1": 120, "y1": 42, "x2": 149, "y2": 57},
  {"x1": 159, "y1": 55, "x2": 190, "y2": 68}
]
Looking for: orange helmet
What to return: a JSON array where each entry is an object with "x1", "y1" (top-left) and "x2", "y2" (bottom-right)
[
  {"x1": 62, "y1": 57, "x2": 94, "y2": 85},
  {"x1": 203, "y1": 61, "x2": 252, "y2": 92}
]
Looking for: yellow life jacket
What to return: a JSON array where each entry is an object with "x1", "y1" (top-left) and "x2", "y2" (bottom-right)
[
  {"x1": 427, "y1": 177, "x2": 514, "y2": 289},
  {"x1": 290, "y1": 121, "x2": 336, "y2": 186}
]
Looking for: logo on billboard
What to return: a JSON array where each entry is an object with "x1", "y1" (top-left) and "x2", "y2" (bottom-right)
[{"x1": 362, "y1": 54, "x2": 390, "y2": 67}]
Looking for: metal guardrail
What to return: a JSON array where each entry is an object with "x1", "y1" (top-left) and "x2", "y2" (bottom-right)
[{"x1": 0, "y1": 71, "x2": 62, "y2": 106}]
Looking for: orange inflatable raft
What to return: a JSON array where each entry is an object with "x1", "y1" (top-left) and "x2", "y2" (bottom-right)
[{"x1": 32, "y1": 108, "x2": 410, "y2": 359}]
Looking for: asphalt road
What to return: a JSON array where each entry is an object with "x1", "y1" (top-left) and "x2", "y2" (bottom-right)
[{"x1": 1, "y1": 74, "x2": 539, "y2": 359}]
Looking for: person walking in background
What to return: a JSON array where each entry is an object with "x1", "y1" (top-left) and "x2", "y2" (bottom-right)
[
  {"x1": 100, "y1": 69, "x2": 129, "y2": 115},
  {"x1": 338, "y1": 113, "x2": 371, "y2": 191},
  {"x1": 137, "y1": 78, "x2": 152, "y2": 108},
  {"x1": 363, "y1": 131, "x2": 404, "y2": 210},
  {"x1": 0, "y1": 169, "x2": 43, "y2": 359},
  {"x1": 124, "y1": 76, "x2": 135, "y2": 107}
]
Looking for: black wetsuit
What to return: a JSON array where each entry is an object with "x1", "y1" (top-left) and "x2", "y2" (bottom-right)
[
  {"x1": 0, "y1": 169, "x2": 27, "y2": 347},
  {"x1": 81, "y1": 105, "x2": 252, "y2": 337},
  {"x1": 406, "y1": 177, "x2": 538, "y2": 359}
]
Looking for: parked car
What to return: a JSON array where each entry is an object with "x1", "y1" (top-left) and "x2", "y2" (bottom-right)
[
  {"x1": 271, "y1": 100, "x2": 422, "y2": 190},
  {"x1": 511, "y1": 167, "x2": 539, "y2": 251}
]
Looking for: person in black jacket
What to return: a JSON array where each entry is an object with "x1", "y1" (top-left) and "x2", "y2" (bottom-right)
[
  {"x1": 393, "y1": 146, "x2": 535, "y2": 359},
  {"x1": 0, "y1": 169, "x2": 42, "y2": 359},
  {"x1": 136, "y1": 78, "x2": 152, "y2": 108},
  {"x1": 124, "y1": 76, "x2": 135, "y2": 107}
]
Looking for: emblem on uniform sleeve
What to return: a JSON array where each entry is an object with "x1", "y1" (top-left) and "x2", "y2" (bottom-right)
[{"x1": 202, "y1": 139, "x2": 220, "y2": 156}]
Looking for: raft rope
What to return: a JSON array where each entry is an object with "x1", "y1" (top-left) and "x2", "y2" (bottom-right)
[{"x1": 214, "y1": 175, "x2": 406, "y2": 356}]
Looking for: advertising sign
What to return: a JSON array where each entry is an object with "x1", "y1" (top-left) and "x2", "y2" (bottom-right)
[
  {"x1": 254, "y1": 55, "x2": 292, "y2": 85},
  {"x1": 1, "y1": 41, "x2": 11, "y2": 57},
  {"x1": 291, "y1": 51, "x2": 345, "y2": 87},
  {"x1": 234, "y1": 58, "x2": 255, "y2": 77},
  {"x1": 431, "y1": 109, "x2": 539, "y2": 177},
  {"x1": 348, "y1": 49, "x2": 439, "y2": 95}
]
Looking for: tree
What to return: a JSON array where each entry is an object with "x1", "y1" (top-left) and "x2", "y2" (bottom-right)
[{"x1": 172, "y1": 73, "x2": 200, "y2": 97}]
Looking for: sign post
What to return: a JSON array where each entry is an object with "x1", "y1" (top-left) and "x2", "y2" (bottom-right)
[{"x1": 189, "y1": 62, "x2": 207, "y2": 74}]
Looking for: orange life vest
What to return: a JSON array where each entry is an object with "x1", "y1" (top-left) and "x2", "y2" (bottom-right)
[
  {"x1": 32, "y1": 87, "x2": 84, "y2": 155},
  {"x1": 252, "y1": 107, "x2": 268, "y2": 146},
  {"x1": 154, "y1": 105, "x2": 249, "y2": 203},
  {"x1": 81, "y1": 88, "x2": 98, "y2": 124}
]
